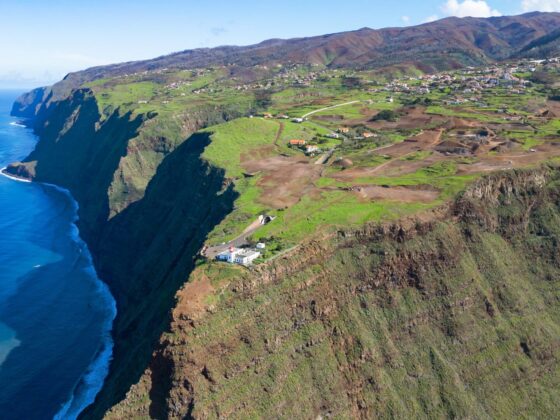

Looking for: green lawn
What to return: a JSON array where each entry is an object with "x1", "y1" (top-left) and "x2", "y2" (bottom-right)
[
  {"x1": 202, "y1": 117, "x2": 279, "y2": 179},
  {"x1": 253, "y1": 190, "x2": 432, "y2": 246}
]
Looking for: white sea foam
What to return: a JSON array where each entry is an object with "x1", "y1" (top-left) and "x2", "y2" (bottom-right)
[
  {"x1": 0, "y1": 167, "x2": 31, "y2": 183},
  {"x1": 1, "y1": 118, "x2": 117, "y2": 419},
  {"x1": 41, "y1": 184, "x2": 118, "y2": 420},
  {"x1": 53, "y1": 282, "x2": 116, "y2": 420}
]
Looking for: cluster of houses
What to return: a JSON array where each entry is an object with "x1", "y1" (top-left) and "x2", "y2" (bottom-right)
[
  {"x1": 289, "y1": 139, "x2": 322, "y2": 155},
  {"x1": 334, "y1": 127, "x2": 377, "y2": 141},
  {"x1": 216, "y1": 243, "x2": 266, "y2": 266},
  {"x1": 367, "y1": 60, "x2": 544, "y2": 99}
]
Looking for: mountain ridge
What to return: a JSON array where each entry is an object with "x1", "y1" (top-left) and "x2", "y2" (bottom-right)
[{"x1": 12, "y1": 11, "x2": 560, "y2": 118}]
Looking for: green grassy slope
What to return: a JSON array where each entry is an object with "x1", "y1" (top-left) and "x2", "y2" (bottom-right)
[{"x1": 107, "y1": 167, "x2": 560, "y2": 419}]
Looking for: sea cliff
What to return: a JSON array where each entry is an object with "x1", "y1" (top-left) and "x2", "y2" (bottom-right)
[
  {"x1": 11, "y1": 83, "x2": 560, "y2": 417},
  {"x1": 10, "y1": 90, "x2": 246, "y2": 418}
]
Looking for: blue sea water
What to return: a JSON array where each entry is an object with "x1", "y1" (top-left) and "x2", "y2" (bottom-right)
[{"x1": 0, "y1": 90, "x2": 116, "y2": 419}]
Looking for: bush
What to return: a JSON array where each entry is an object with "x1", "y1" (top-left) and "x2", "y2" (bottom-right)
[{"x1": 371, "y1": 109, "x2": 398, "y2": 122}]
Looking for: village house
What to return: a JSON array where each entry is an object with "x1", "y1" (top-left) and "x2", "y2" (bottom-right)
[
  {"x1": 338, "y1": 127, "x2": 350, "y2": 134},
  {"x1": 362, "y1": 131, "x2": 377, "y2": 138},
  {"x1": 289, "y1": 139, "x2": 306, "y2": 146},
  {"x1": 305, "y1": 145, "x2": 320, "y2": 154}
]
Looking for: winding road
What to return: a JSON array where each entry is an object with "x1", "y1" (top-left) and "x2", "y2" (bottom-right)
[{"x1": 301, "y1": 100, "x2": 361, "y2": 119}]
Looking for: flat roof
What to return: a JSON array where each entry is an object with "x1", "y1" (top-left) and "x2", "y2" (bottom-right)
[{"x1": 237, "y1": 250, "x2": 260, "y2": 258}]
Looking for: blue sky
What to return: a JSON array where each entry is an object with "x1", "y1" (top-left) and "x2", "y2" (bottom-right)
[{"x1": 0, "y1": 0, "x2": 559, "y2": 87}]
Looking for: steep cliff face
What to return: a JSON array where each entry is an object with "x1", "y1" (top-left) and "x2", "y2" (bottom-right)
[
  {"x1": 7, "y1": 91, "x2": 247, "y2": 418},
  {"x1": 107, "y1": 167, "x2": 560, "y2": 419},
  {"x1": 10, "y1": 86, "x2": 51, "y2": 119}
]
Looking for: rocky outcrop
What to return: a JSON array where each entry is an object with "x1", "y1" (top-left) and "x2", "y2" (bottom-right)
[
  {"x1": 10, "y1": 86, "x2": 51, "y2": 119},
  {"x1": 107, "y1": 167, "x2": 560, "y2": 419}
]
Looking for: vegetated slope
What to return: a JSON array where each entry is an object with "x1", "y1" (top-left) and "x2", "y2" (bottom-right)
[
  {"x1": 12, "y1": 12, "x2": 560, "y2": 116},
  {"x1": 516, "y1": 27, "x2": 560, "y2": 59},
  {"x1": 107, "y1": 167, "x2": 560, "y2": 419},
  {"x1": 6, "y1": 89, "x2": 253, "y2": 419}
]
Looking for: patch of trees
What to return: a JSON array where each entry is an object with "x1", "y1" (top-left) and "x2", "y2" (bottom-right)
[
  {"x1": 402, "y1": 97, "x2": 433, "y2": 106},
  {"x1": 531, "y1": 71, "x2": 557, "y2": 85},
  {"x1": 254, "y1": 90, "x2": 272, "y2": 110},
  {"x1": 549, "y1": 90, "x2": 560, "y2": 101},
  {"x1": 341, "y1": 76, "x2": 362, "y2": 89},
  {"x1": 371, "y1": 109, "x2": 399, "y2": 122}
]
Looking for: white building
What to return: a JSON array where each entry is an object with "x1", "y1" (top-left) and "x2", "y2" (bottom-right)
[
  {"x1": 305, "y1": 145, "x2": 320, "y2": 154},
  {"x1": 216, "y1": 247, "x2": 261, "y2": 266},
  {"x1": 216, "y1": 247, "x2": 240, "y2": 263},
  {"x1": 234, "y1": 250, "x2": 261, "y2": 265}
]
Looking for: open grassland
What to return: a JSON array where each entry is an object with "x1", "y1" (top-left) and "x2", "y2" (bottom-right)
[{"x1": 201, "y1": 118, "x2": 279, "y2": 178}]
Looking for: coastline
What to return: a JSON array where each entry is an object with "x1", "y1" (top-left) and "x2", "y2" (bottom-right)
[
  {"x1": 40, "y1": 182, "x2": 118, "y2": 420},
  {"x1": 1, "y1": 117, "x2": 118, "y2": 419},
  {"x1": 0, "y1": 167, "x2": 32, "y2": 183}
]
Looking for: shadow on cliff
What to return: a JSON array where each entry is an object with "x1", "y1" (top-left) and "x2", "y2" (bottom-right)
[
  {"x1": 25, "y1": 89, "x2": 146, "y2": 244},
  {"x1": 81, "y1": 132, "x2": 238, "y2": 419}
]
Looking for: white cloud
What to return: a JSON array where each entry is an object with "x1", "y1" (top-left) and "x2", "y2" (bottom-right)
[
  {"x1": 401, "y1": 15, "x2": 411, "y2": 23},
  {"x1": 423, "y1": 14, "x2": 440, "y2": 23},
  {"x1": 441, "y1": 0, "x2": 502, "y2": 17},
  {"x1": 521, "y1": 0, "x2": 560, "y2": 12},
  {"x1": 52, "y1": 52, "x2": 106, "y2": 66}
]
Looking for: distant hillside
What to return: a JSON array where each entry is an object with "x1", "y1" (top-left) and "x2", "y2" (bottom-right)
[
  {"x1": 30, "y1": 12, "x2": 552, "y2": 98},
  {"x1": 516, "y1": 27, "x2": 560, "y2": 58}
]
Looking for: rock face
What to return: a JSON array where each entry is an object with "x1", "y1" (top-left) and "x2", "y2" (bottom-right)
[
  {"x1": 10, "y1": 86, "x2": 50, "y2": 119},
  {"x1": 107, "y1": 167, "x2": 560, "y2": 419},
  {"x1": 3, "y1": 162, "x2": 35, "y2": 180},
  {"x1": 10, "y1": 89, "x2": 246, "y2": 419}
]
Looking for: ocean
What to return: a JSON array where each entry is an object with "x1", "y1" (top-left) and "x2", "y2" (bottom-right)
[{"x1": 0, "y1": 90, "x2": 116, "y2": 419}]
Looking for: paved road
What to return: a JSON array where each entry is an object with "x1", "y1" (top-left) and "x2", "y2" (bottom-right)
[
  {"x1": 301, "y1": 100, "x2": 361, "y2": 119},
  {"x1": 315, "y1": 148, "x2": 335, "y2": 165},
  {"x1": 204, "y1": 218, "x2": 263, "y2": 259}
]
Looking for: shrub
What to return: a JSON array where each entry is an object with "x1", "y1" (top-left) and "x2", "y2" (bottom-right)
[{"x1": 371, "y1": 109, "x2": 399, "y2": 122}]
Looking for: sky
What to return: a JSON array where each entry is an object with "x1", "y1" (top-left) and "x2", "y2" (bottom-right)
[{"x1": 0, "y1": 0, "x2": 559, "y2": 88}]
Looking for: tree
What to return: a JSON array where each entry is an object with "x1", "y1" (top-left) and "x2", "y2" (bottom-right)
[
  {"x1": 254, "y1": 90, "x2": 272, "y2": 110},
  {"x1": 371, "y1": 109, "x2": 398, "y2": 122}
]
